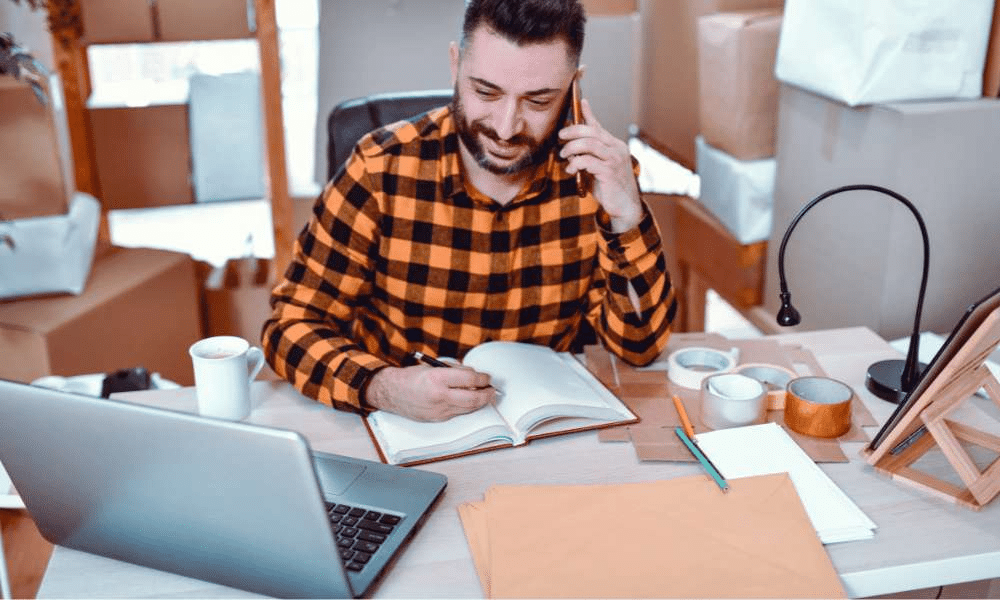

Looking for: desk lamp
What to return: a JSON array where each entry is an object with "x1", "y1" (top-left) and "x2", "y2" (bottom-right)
[{"x1": 775, "y1": 184, "x2": 929, "y2": 404}]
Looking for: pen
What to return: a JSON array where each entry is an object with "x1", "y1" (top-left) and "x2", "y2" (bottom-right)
[
  {"x1": 412, "y1": 351, "x2": 497, "y2": 392},
  {"x1": 412, "y1": 351, "x2": 451, "y2": 368},
  {"x1": 675, "y1": 426, "x2": 729, "y2": 493}
]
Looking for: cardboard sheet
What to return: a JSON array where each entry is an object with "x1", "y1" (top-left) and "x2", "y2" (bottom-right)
[
  {"x1": 458, "y1": 473, "x2": 846, "y2": 598},
  {"x1": 589, "y1": 334, "x2": 877, "y2": 462}
]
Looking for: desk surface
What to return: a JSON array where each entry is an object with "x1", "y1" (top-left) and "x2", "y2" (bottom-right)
[{"x1": 37, "y1": 327, "x2": 1000, "y2": 599}]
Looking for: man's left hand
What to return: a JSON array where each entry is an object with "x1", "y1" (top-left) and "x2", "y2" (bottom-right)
[{"x1": 558, "y1": 98, "x2": 642, "y2": 233}]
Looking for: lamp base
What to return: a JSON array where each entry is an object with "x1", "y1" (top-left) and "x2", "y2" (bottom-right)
[{"x1": 865, "y1": 359, "x2": 927, "y2": 404}]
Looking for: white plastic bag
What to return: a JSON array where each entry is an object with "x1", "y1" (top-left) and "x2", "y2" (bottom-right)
[
  {"x1": 0, "y1": 192, "x2": 100, "y2": 300},
  {"x1": 775, "y1": 0, "x2": 995, "y2": 106}
]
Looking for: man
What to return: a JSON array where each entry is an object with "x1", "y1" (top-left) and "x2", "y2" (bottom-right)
[{"x1": 263, "y1": 0, "x2": 677, "y2": 422}]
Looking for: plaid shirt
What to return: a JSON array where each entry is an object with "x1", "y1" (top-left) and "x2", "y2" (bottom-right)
[{"x1": 263, "y1": 105, "x2": 677, "y2": 413}]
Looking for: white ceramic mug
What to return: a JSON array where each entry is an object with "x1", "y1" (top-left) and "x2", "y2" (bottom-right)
[{"x1": 188, "y1": 336, "x2": 265, "y2": 420}]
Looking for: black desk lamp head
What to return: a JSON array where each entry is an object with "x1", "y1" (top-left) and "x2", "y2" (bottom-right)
[{"x1": 775, "y1": 184, "x2": 930, "y2": 404}]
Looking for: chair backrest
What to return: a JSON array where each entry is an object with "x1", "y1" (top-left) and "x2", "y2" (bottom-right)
[{"x1": 326, "y1": 89, "x2": 453, "y2": 182}]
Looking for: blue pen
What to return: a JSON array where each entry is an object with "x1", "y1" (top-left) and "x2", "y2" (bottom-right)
[{"x1": 675, "y1": 426, "x2": 729, "y2": 493}]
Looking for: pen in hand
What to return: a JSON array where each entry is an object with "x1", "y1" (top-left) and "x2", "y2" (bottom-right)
[
  {"x1": 411, "y1": 351, "x2": 496, "y2": 393},
  {"x1": 412, "y1": 351, "x2": 452, "y2": 368}
]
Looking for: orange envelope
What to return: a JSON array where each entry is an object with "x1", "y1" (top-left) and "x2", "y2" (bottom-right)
[{"x1": 458, "y1": 473, "x2": 846, "y2": 598}]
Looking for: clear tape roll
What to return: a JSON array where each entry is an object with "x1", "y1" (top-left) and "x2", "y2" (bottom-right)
[
  {"x1": 667, "y1": 346, "x2": 740, "y2": 390},
  {"x1": 700, "y1": 372, "x2": 767, "y2": 430},
  {"x1": 784, "y1": 376, "x2": 854, "y2": 438},
  {"x1": 734, "y1": 363, "x2": 797, "y2": 410}
]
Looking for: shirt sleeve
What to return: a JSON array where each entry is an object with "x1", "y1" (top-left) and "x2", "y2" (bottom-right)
[
  {"x1": 261, "y1": 148, "x2": 389, "y2": 414},
  {"x1": 588, "y1": 201, "x2": 678, "y2": 367}
]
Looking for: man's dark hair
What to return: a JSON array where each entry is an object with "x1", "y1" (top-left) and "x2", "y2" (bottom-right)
[{"x1": 461, "y1": 0, "x2": 586, "y2": 63}]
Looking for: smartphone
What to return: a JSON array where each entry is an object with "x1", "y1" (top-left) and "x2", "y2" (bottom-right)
[{"x1": 569, "y1": 78, "x2": 590, "y2": 197}]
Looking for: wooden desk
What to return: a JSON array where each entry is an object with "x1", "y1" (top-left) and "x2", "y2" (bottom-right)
[{"x1": 37, "y1": 327, "x2": 1000, "y2": 598}]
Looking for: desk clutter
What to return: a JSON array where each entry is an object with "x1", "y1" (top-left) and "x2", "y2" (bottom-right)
[
  {"x1": 458, "y1": 473, "x2": 847, "y2": 599},
  {"x1": 592, "y1": 333, "x2": 877, "y2": 463}
]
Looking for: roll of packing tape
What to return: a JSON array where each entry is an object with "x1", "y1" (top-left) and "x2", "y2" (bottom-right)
[
  {"x1": 700, "y1": 372, "x2": 767, "y2": 430},
  {"x1": 784, "y1": 376, "x2": 854, "y2": 438},
  {"x1": 735, "y1": 363, "x2": 796, "y2": 411},
  {"x1": 667, "y1": 346, "x2": 740, "y2": 390}
]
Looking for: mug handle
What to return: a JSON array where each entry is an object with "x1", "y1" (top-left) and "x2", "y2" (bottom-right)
[{"x1": 246, "y1": 346, "x2": 266, "y2": 382}]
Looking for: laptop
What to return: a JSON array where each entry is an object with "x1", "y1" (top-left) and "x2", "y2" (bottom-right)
[{"x1": 0, "y1": 378, "x2": 446, "y2": 598}]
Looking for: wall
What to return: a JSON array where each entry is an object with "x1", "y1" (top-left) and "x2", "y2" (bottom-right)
[{"x1": 313, "y1": 0, "x2": 640, "y2": 185}]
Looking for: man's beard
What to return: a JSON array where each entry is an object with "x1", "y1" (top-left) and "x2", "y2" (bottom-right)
[{"x1": 453, "y1": 87, "x2": 560, "y2": 176}]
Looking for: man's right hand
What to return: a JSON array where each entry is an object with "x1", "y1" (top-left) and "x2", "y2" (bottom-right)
[{"x1": 364, "y1": 365, "x2": 495, "y2": 421}]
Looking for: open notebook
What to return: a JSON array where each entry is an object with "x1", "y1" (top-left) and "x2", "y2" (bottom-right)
[{"x1": 695, "y1": 422, "x2": 877, "y2": 544}]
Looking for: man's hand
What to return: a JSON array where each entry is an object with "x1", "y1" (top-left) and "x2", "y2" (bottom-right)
[
  {"x1": 558, "y1": 98, "x2": 642, "y2": 233},
  {"x1": 364, "y1": 365, "x2": 495, "y2": 421}
]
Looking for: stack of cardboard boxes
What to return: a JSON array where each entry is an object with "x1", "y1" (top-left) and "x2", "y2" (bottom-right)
[
  {"x1": 637, "y1": 0, "x2": 782, "y2": 331},
  {"x1": 755, "y1": 0, "x2": 1000, "y2": 340},
  {"x1": 0, "y1": 7, "x2": 221, "y2": 386},
  {"x1": 639, "y1": 0, "x2": 1000, "y2": 341}
]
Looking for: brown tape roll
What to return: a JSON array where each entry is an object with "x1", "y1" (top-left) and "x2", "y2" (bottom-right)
[{"x1": 784, "y1": 376, "x2": 853, "y2": 438}]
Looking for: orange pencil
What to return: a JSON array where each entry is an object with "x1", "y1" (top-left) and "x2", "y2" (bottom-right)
[{"x1": 672, "y1": 395, "x2": 696, "y2": 439}]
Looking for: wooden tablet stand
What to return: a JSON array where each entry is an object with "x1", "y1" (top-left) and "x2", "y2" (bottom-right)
[{"x1": 865, "y1": 309, "x2": 1000, "y2": 511}]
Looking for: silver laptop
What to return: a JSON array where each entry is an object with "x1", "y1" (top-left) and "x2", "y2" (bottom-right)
[{"x1": 0, "y1": 378, "x2": 446, "y2": 598}]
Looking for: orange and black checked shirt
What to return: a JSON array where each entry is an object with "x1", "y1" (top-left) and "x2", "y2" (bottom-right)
[{"x1": 262, "y1": 105, "x2": 677, "y2": 413}]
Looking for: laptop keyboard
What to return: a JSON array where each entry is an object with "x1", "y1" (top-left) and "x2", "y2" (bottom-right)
[{"x1": 326, "y1": 502, "x2": 402, "y2": 572}]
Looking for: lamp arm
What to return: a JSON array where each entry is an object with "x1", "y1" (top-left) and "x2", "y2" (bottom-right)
[{"x1": 775, "y1": 184, "x2": 930, "y2": 391}]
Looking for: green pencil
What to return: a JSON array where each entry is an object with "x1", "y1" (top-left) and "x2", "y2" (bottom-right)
[{"x1": 675, "y1": 426, "x2": 729, "y2": 493}]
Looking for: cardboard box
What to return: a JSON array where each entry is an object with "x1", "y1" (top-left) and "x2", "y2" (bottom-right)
[
  {"x1": 985, "y1": 0, "x2": 1000, "y2": 97},
  {"x1": 775, "y1": 0, "x2": 994, "y2": 106},
  {"x1": 0, "y1": 247, "x2": 201, "y2": 385},
  {"x1": 80, "y1": 0, "x2": 253, "y2": 44},
  {"x1": 763, "y1": 84, "x2": 1000, "y2": 341},
  {"x1": 157, "y1": 0, "x2": 254, "y2": 42},
  {"x1": 198, "y1": 257, "x2": 279, "y2": 379},
  {"x1": 637, "y1": 0, "x2": 783, "y2": 170},
  {"x1": 646, "y1": 192, "x2": 766, "y2": 331},
  {"x1": 188, "y1": 73, "x2": 266, "y2": 202},
  {"x1": 198, "y1": 258, "x2": 272, "y2": 344},
  {"x1": 695, "y1": 135, "x2": 775, "y2": 244},
  {"x1": 698, "y1": 10, "x2": 782, "y2": 160},
  {"x1": 0, "y1": 76, "x2": 70, "y2": 220},
  {"x1": 88, "y1": 84, "x2": 194, "y2": 210}
]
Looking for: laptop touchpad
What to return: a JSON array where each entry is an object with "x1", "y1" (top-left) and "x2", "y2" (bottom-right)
[{"x1": 313, "y1": 456, "x2": 366, "y2": 496}]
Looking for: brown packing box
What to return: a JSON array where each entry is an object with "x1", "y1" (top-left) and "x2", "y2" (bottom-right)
[
  {"x1": 0, "y1": 247, "x2": 201, "y2": 386},
  {"x1": 637, "y1": 0, "x2": 783, "y2": 170},
  {"x1": 760, "y1": 84, "x2": 1000, "y2": 340},
  {"x1": 198, "y1": 258, "x2": 279, "y2": 380},
  {"x1": 698, "y1": 10, "x2": 782, "y2": 160},
  {"x1": 88, "y1": 99, "x2": 194, "y2": 210},
  {"x1": 80, "y1": 0, "x2": 253, "y2": 43},
  {"x1": 0, "y1": 77, "x2": 69, "y2": 220},
  {"x1": 985, "y1": 0, "x2": 1000, "y2": 97},
  {"x1": 645, "y1": 192, "x2": 765, "y2": 332},
  {"x1": 580, "y1": 0, "x2": 637, "y2": 16}
]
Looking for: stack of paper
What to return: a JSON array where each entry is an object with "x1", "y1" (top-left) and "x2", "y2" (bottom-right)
[
  {"x1": 458, "y1": 474, "x2": 846, "y2": 598},
  {"x1": 695, "y1": 422, "x2": 877, "y2": 544}
]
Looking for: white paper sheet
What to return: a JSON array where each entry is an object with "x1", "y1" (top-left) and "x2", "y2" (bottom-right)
[{"x1": 695, "y1": 422, "x2": 876, "y2": 544}]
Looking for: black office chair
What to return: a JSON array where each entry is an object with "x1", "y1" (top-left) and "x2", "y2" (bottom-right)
[{"x1": 326, "y1": 89, "x2": 453, "y2": 181}]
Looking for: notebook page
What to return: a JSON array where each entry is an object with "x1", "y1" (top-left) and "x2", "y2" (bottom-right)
[{"x1": 695, "y1": 422, "x2": 876, "y2": 544}]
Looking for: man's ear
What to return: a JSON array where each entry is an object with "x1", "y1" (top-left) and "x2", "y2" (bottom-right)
[{"x1": 449, "y1": 41, "x2": 460, "y2": 87}]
